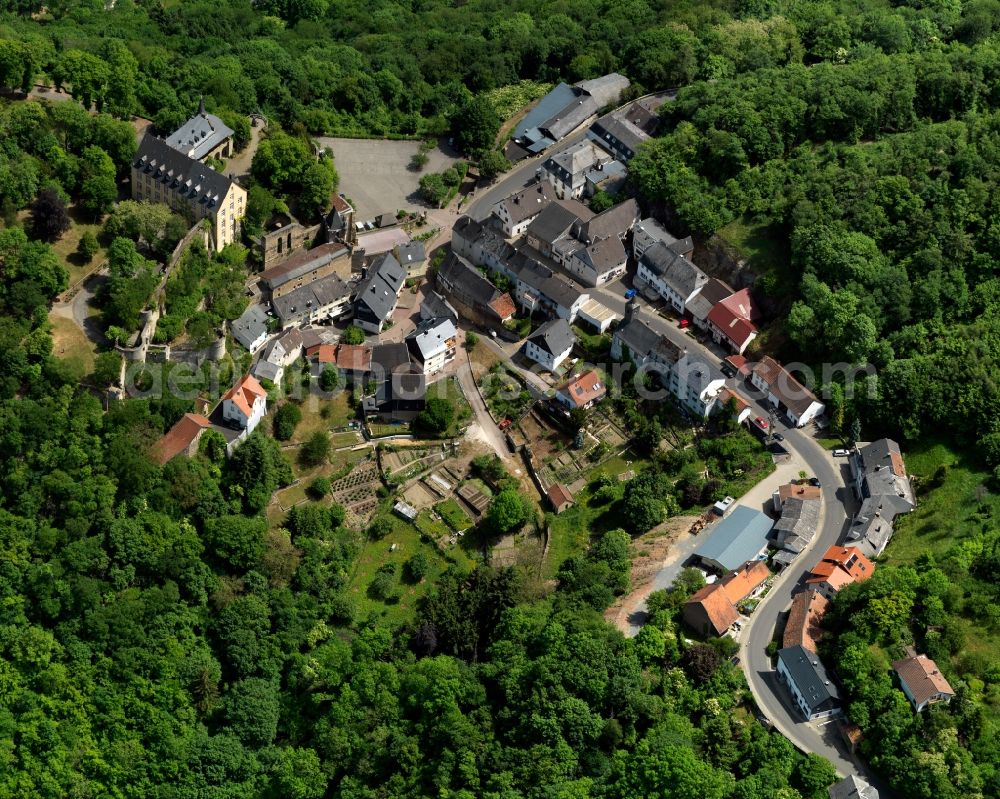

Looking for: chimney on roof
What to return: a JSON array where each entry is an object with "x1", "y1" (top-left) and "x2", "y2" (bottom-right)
[{"x1": 198, "y1": 96, "x2": 206, "y2": 116}]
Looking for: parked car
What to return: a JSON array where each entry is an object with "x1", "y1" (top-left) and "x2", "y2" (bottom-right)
[
  {"x1": 833, "y1": 448, "x2": 849, "y2": 457},
  {"x1": 624, "y1": 288, "x2": 637, "y2": 299},
  {"x1": 754, "y1": 416, "x2": 769, "y2": 430},
  {"x1": 773, "y1": 433, "x2": 784, "y2": 442},
  {"x1": 809, "y1": 477, "x2": 821, "y2": 487},
  {"x1": 679, "y1": 318, "x2": 690, "y2": 329}
]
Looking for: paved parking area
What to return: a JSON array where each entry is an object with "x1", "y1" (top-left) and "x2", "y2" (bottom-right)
[{"x1": 317, "y1": 137, "x2": 461, "y2": 219}]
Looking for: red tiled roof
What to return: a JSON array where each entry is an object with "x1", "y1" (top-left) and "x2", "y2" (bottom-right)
[
  {"x1": 152, "y1": 413, "x2": 210, "y2": 465},
  {"x1": 783, "y1": 589, "x2": 829, "y2": 651},
  {"x1": 331, "y1": 194, "x2": 352, "y2": 213},
  {"x1": 336, "y1": 344, "x2": 372, "y2": 372},
  {"x1": 222, "y1": 374, "x2": 267, "y2": 418},
  {"x1": 547, "y1": 483, "x2": 574, "y2": 510},
  {"x1": 751, "y1": 356, "x2": 820, "y2": 417},
  {"x1": 778, "y1": 483, "x2": 821, "y2": 503},
  {"x1": 892, "y1": 654, "x2": 954, "y2": 706},
  {"x1": 309, "y1": 344, "x2": 336, "y2": 364},
  {"x1": 488, "y1": 293, "x2": 516, "y2": 321},
  {"x1": 684, "y1": 584, "x2": 740, "y2": 636},
  {"x1": 717, "y1": 387, "x2": 750, "y2": 413},
  {"x1": 707, "y1": 288, "x2": 759, "y2": 348},
  {"x1": 557, "y1": 369, "x2": 606, "y2": 409},
  {"x1": 719, "y1": 560, "x2": 769, "y2": 604},
  {"x1": 806, "y1": 546, "x2": 873, "y2": 591}
]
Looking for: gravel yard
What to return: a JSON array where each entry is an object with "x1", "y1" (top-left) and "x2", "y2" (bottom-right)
[{"x1": 317, "y1": 137, "x2": 461, "y2": 219}]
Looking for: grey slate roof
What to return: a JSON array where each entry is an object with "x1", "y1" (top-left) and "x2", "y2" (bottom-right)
[
  {"x1": 590, "y1": 112, "x2": 649, "y2": 159},
  {"x1": 231, "y1": 304, "x2": 269, "y2": 350},
  {"x1": 515, "y1": 83, "x2": 577, "y2": 141},
  {"x1": 829, "y1": 775, "x2": 880, "y2": 799},
  {"x1": 370, "y1": 342, "x2": 412, "y2": 375},
  {"x1": 615, "y1": 314, "x2": 681, "y2": 366},
  {"x1": 273, "y1": 273, "x2": 352, "y2": 325},
  {"x1": 165, "y1": 101, "x2": 234, "y2": 160},
  {"x1": 527, "y1": 200, "x2": 593, "y2": 247},
  {"x1": 675, "y1": 354, "x2": 725, "y2": 395},
  {"x1": 260, "y1": 242, "x2": 350, "y2": 291},
  {"x1": 574, "y1": 236, "x2": 627, "y2": 275},
  {"x1": 420, "y1": 290, "x2": 458, "y2": 323},
  {"x1": 396, "y1": 240, "x2": 426, "y2": 268},
  {"x1": 436, "y1": 252, "x2": 502, "y2": 308},
  {"x1": 511, "y1": 255, "x2": 586, "y2": 310},
  {"x1": 778, "y1": 645, "x2": 841, "y2": 715},
  {"x1": 406, "y1": 317, "x2": 457, "y2": 362},
  {"x1": 494, "y1": 182, "x2": 556, "y2": 227},
  {"x1": 775, "y1": 497, "x2": 821, "y2": 546},
  {"x1": 854, "y1": 439, "x2": 915, "y2": 512},
  {"x1": 527, "y1": 318, "x2": 576, "y2": 356},
  {"x1": 576, "y1": 73, "x2": 630, "y2": 107},
  {"x1": 641, "y1": 241, "x2": 708, "y2": 297},
  {"x1": 354, "y1": 253, "x2": 405, "y2": 323},
  {"x1": 695, "y1": 506, "x2": 773, "y2": 571},
  {"x1": 580, "y1": 198, "x2": 638, "y2": 242},
  {"x1": 252, "y1": 360, "x2": 282, "y2": 383},
  {"x1": 687, "y1": 278, "x2": 735, "y2": 322},
  {"x1": 635, "y1": 217, "x2": 694, "y2": 256},
  {"x1": 133, "y1": 133, "x2": 233, "y2": 209}
]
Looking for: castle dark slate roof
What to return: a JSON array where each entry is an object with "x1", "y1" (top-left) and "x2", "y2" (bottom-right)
[
  {"x1": 165, "y1": 99, "x2": 235, "y2": 160},
  {"x1": 133, "y1": 133, "x2": 233, "y2": 208}
]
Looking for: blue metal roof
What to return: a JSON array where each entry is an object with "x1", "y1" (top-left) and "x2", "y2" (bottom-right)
[
  {"x1": 515, "y1": 83, "x2": 577, "y2": 141},
  {"x1": 695, "y1": 505, "x2": 773, "y2": 571}
]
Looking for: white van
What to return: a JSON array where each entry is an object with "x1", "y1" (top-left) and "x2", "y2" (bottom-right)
[{"x1": 832, "y1": 448, "x2": 849, "y2": 457}]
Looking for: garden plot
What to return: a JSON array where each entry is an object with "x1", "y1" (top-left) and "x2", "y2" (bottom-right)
[
  {"x1": 401, "y1": 481, "x2": 439, "y2": 509},
  {"x1": 382, "y1": 447, "x2": 446, "y2": 482},
  {"x1": 458, "y1": 481, "x2": 491, "y2": 516},
  {"x1": 329, "y1": 462, "x2": 384, "y2": 526}
]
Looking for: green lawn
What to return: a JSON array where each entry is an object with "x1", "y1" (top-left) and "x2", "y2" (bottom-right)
[
  {"x1": 48, "y1": 314, "x2": 96, "y2": 375},
  {"x1": 435, "y1": 497, "x2": 473, "y2": 532},
  {"x1": 716, "y1": 215, "x2": 793, "y2": 298},
  {"x1": 346, "y1": 510, "x2": 475, "y2": 627},
  {"x1": 369, "y1": 421, "x2": 411, "y2": 438},
  {"x1": 884, "y1": 440, "x2": 999, "y2": 564},
  {"x1": 415, "y1": 509, "x2": 450, "y2": 539}
]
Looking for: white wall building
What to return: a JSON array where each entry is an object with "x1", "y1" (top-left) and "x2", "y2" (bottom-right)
[{"x1": 221, "y1": 375, "x2": 268, "y2": 435}]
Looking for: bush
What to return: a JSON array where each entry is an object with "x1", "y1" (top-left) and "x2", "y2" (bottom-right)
[
  {"x1": 299, "y1": 432, "x2": 330, "y2": 467},
  {"x1": 368, "y1": 516, "x2": 393, "y2": 540},
  {"x1": 273, "y1": 403, "x2": 302, "y2": 441},
  {"x1": 414, "y1": 398, "x2": 455, "y2": 437},
  {"x1": 403, "y1": 551, "x2": 429, "y2": 583},
  {"x1": 76, "y1": 230, "x2": 100, "y2": 263},
  {"x1": 341, "y1": 326, "x2": 365, "y2": 345},
  {"x1": 319, "y1": 365, "x2": 339, "y2": 391},
  {"x1": 486, "y1": 488, "x2": 530, "y2": 536},
  {"x1": 306, "y1": 477, "x2": 331, "y2": 500},
  {"x1": 368, "y1": 563, "x2": 397, "y2": 600},
  {"x1": 465, "y1": 331, "x2": 479, "y2": 348}
]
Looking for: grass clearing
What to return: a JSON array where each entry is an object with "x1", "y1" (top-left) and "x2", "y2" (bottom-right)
[
  {"x1": 52, "y1": 211, "x2": 106, "y2": 287},
  {"x1": 48, "y1": 314, "x2": 96, "y2": 373},
  {"x1": 716, "y1": 215, "x2": 793, "y2": 298},
  {"x1": 436, "y1": 497, "x2": 473, "y2": 532},
  {"x1": 347, "y1": 510, "x2": 474, "y2": 627}
]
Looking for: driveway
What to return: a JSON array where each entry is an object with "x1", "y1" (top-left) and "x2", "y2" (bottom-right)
[
  {"x1": 51, "y1": 270, "x2": 108, "y2": 348},
  {"x1": 456, "y1": 351, "x2": 512, "y2": 462},
  {"x1": 318, "y1": 137, "x2": 461, "y2": 219}
]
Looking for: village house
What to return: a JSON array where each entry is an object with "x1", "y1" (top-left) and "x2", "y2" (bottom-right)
[
  {"x1": 631, "y1": 217, "x2": 694, "y2": 261},
  {"x1": 554, "y1": 369, "x2": 606, "y2": 411},
  {"x1": 716, "y1": 387, "x2": 753, "y2": 424},
  {"x1": 221, "y1": 375, "x2": 267, "y2": 435},
  {"x1": 892, "y1": 654, "x2": 954, "y2": 712},
  {"x1": 805, "y1": 545, "x2": 874, "y2": 599},
  {"x1": 782, "y1": 589, "x2": 830, "y2": 652},
  {"x1": 273, "y1": 273, "x2": 352, "y2": 329},
  {"x1": 686, "y1": 278, "x2": 735, "y2": 330},
  {"x1": 776, "y1": 645, "x2": 842, "y2": 721},
  {"x1": 259, "y1": 242, "x2": 352, "y2": 300},
  {"x1": 749, "y1": 356, "x2": 826, "y2": 427},
  {"x1": 683, "y1": 560, "x2": 770, "y2": 637},
  {"x1": 773, "y1": 496, "x2": 822, "y2": 566},
  {"x1": 257, "y1": 213, "x2": 322, "y2": 272},
  {"x1": 547, "y1": 483, "x2": 575, "y2": 514},
  {"x1": 353, "y1": 252, "x2": 406, "y2": 334},
  {"x1": 132, "y1": 132, "x2": 246, "y2": 251},
  {"x1": 847, "y1": 439, "x2": 915, "y2": 557},
  {"x1": 636, "y1": 240, "x2": 708, "y2": 313},
  {"x1": 395, "y1": 240, "x2": 427, "y2": 277},
  {"x1": 829, "y1": 775, "x2": 880, "y2": 799},
  {"x1": 611, "y1": 301, "x2": 726, "y2": 418},
  {"x1": 363, "y1": 343, "x2": 426, "y2": 422},
  {"x1": 152, "y1": 413, "x2": 211, "y2": 465},
  {"x1": 509, "y1": 254, "x2": 590, "y2": 321},
  {"x1": 435, "y1": 252, "x2": 516, "y2": 329},
  {"x1": 491, "y1": 182, "x2": 556, "y2": 237},
  {"x1": 707, "y1": 288, "x2": 761, "y2": 354},
  {"x1": 231, "y1": 304, "x2": 270, "y2": 353},
  {"x1": 540, "y1": 140, "x2": 614, "y2": 199},
  {"x1": 587, "y1": 95, "x2": 664, "y2": 162},
  {"x1": 251, "y1": 328, "x2": 304, "y2": 387},
  {"x1": 524, "y1": 318, "x2": 576, "y2": 372},
  {"x1": 406, "y1": 317, "x2": 458, "y2": 375},
  {"x1": 419, "y1": 290, "x2": 459, "y2": 325}
]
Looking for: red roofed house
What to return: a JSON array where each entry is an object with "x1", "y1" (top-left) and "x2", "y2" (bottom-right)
[
  {"x1": 707, "y1": 288, "x2": 761, "y2": 354},
  {"x1": 336, "y1": 344, "x2": 372, "y2": 379},
  {"x1": 683, "y1": 560, "x2": 770, "y2": 637},
  {"x1": 782, "y1": 589, "x2": 830, "y2": 651},
  {"x1": 222, "y1": 374, "x2": 268, "y2": 435},
  {"x1": 805, "y1": 545, "x2": 873, "y2": 599},
  {"x1": 750, "y1": 355, "x2": 826, "y2": 427},
  {"x1": 152, "y1": 413, "x2": 210, "y2": 465},
  {"x1": 893, "y1": 653, "x2": 955, "y2": 712},
  {"x1": 555, "y1": 369, "x2": 606, "y2": 410},
  {"x1": 306, "y1": 343, "x2": 337, "y2": 364},
  {"x1": 717, "y1": 387, "x2": 752, "y2": 424},
  {"x1": 547, "y1": 483, "x2": 574, "y2": 513}
]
